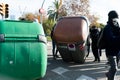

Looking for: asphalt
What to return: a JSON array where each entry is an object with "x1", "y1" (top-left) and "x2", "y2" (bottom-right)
[{"x1": 41, "y1": 41, "x2": 120, "y2": 80}]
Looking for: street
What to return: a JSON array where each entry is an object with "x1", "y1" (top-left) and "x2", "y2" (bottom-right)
[{"x1": 41, "y1": 41, "x2": 120, "y2": 80}]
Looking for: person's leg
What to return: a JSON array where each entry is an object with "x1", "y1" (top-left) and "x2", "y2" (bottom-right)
[
  {"x1": 106, "y1": 52, "x2": 109, "y2": 63},
  {"x1": 86, "y1": 44, "x2": 90, "y2": 57},
  {"x1": 117, "y1": 51, "x2": 120, "y2": 66},
  {"x1": 52, "y1": 41, "x2": 56, "y2": 58},
  {"x1": 54, "y1": 45, "x2": 59, "y2": 58},
  {"x1": 116, "y1": 55, "x2": 120, "y2": 66},
  {"x1": 93, "y1": 48, "x2": 100, "y2": 62},
  {"x1": 96, "y1": 49, "x2": 100, "y2": 62},
  {"x1": 99, "y1": 49, "x2": 102, "y2": 56},
  {"x1": 106, "y1": 56, "x2": 118, "y2": 80},
  {"x1": 92, "y1": 43, "x2": 100, "y2": 62},
  {"x1": 55, "y1": 49, "x2": 59, "y2": 58},
  {"x1": 91, "y1": 46, "x2": 97, "y2": 62}
]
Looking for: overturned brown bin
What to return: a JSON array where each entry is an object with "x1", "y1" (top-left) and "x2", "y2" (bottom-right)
[{"x1": 53, "y1": 16, "x2": 90, "y2": 63}]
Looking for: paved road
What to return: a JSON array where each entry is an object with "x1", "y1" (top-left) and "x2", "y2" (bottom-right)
[{"x1": 41, "y1": 42, "x2": 120, "y2": 80}]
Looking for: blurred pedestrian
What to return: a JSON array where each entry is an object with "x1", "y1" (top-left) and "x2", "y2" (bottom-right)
[
  {"x1": 98, "y1": 28, "x2": 109, "y2": 64},
  {"x1": 90, "y1": 26, "x2": 100, "y2": 62},
  {"x1": 51, "y1": 24, "x2": 59, "y2": 59},
  {"x1": 86, "y1": 34, "x2": 91, "y2": 57},
  {"x1": 104, "y1": 10, "x2": 120, "y2": 80}
]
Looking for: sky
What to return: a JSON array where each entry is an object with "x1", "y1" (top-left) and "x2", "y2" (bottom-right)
[
  {"x1": 0, "y1": 0, "x2": 53, "y2": 19},
  {"x1": 0, "y1": 0, "x2": 120, "y2": 24},
  {"x1": 89, "y1": 0, "x2": 120, "y2": 24}
]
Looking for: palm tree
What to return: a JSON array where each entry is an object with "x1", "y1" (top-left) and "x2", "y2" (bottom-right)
[{"x1": 47, "y1": 0, "x2": 62, "y2": 21}]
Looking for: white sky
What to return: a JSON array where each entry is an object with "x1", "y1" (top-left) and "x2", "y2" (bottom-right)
[
  {"x1": 0, "y1": 0, "x2": 54, "y2": 20},
  {"x1": 0, "y1": 0, "x2": 120, "y2": 24},
  {"x1": 90, "y1": 0, "x2": 120, "y2": 24}
]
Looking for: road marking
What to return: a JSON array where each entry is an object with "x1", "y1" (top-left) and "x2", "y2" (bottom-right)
[
  {"x1": 52, "y1": 67, "x2": 69, "y2": 75},
  {"x1": 80, "y1": 66, "x2": 105, "y2": 71},
  {"x1": 76, "y1": 75, "x2": 95, "y2": 80}
]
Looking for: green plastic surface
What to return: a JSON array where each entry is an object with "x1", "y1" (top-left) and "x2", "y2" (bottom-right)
[{"x1": 0, "y1": 20, "x2": 47, "y2": 80}]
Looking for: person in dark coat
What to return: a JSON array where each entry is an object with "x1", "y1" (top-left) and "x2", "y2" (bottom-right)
[
  {"x1": 104, "y1": 10, "x2": 120, "y2": 80},
  {"x1": 86, "y1": 34, "x2": 91, "y2": 57},
  {"x1": 51, "y1": 24, "x2": 59, "y2": 59},
  {"x1": 90, "y1": 26, "x2": 100, "y2": 62}
]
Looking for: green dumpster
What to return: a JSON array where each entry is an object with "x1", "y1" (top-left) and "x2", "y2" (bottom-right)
[{"x1": 0, "y1": 20, "x2": 47, "y2": 80}]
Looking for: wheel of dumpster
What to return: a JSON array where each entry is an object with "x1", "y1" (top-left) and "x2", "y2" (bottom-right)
[
  {"x1": 72, "y1": 51, "x2": 85, "y2": 63},
  {"x1": 72, "y1": 45, "x2": 87, "y2": 63},
  {"x1": 58, "y1": 48, "x2": 73, "y2": 62},
  {"x1": 62, "y1": 56, "x2": 73, "y2": 62}
]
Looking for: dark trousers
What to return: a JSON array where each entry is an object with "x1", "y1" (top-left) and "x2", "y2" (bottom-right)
[
  {"x1": 52, "y1": 41, "x2": 58, "y2": 57},
  {"x1": 107, "y1": 56, "x2": 119, "y2": 80},
  {"x1": 91, "y1": 44, "x2": 100, "y2": 61}
]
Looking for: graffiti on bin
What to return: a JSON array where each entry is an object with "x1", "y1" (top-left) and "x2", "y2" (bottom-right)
[
  {"x1": 58, "y1": 44, "x2": 76, "y2": 51},
  {"x1": 67, "y1": 44, "x2": 76, "y2": 51}
]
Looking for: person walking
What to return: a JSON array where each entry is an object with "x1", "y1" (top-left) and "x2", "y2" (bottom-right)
[
  {"x1": 97, "y1": 28, "x2": 109, "y2": 64},
  {"x1": 90, "y1": 26, "x2": 100, "y2": 62},
  {"x1": 50, "y1": 24, "x2": 59, "y2": 59},
  {"x1": 104, "y1": 10, "x2": 120, "y2": 80}
]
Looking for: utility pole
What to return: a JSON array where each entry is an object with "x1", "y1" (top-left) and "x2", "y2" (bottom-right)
[{"x1": 39, "y1": 0, "x2": 46, "y2": 24}]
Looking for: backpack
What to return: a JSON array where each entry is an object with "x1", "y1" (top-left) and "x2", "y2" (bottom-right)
[{"x1": 97, "y1": 28, "x2": 106, "y2": 49}]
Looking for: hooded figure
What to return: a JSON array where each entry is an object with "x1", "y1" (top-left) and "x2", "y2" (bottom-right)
[
  {"x1": 108, "y1": 10, "x2": 119, "y2": 28},
  {"x1": 90, "y1": 26, "x2": 100, "y2": 62},
  {"x1": 108, "y1": 10, "x2": 118, "y2": 19},
  {"x1": 104, "y1": 10, "x2": 120, "y2": 80}
]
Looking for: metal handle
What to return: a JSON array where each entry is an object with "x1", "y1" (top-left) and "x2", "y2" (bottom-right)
[{"x1": 0, "y1": 34, "x2": 47, "y2": 44}]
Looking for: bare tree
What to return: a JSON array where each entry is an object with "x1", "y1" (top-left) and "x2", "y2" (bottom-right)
[
  {"x1": 62, "y1": 0, "x2": 100, "y2": 25},
  {"x1": 63, "y1": 0, "x2": 90, "y2": 16}
]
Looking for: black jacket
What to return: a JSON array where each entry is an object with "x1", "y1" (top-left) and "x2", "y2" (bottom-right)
[
  {"x1": 90, "y1": 28, "x2": 99, "y2": 46},
  {"x1": 104, "y1": 23, "x2": 120, "y2": 56}
]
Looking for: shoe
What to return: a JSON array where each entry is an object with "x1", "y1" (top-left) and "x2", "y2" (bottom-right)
[
  {"x1": 98, "y1": 58, "x2": 100, "y2": 63},
  {"x1": 93, "y1": 60, "x2": 97, "y2": 62},
  {"x1": 105, "y1": 72, "x2": 108, "y2": 77},
  {"x1": 55, "y1": 55, "x2": 60, "y2": 58},
  {"x1": 53, "y1": 56, "x2": 57, "y2": 60},
  {"x1": 53, "y1": 54, "x2": 57, "y2": 60},
  {"x1": 105, "y1": 72, "x2": 110, "y2": 79},
  {"x1": 93, "y1": 59, "x2": 100, "y2": 63},
  {"x1": 98, "y1": 60, "x2": 100, "y2": 63},
  {"x1": 106, "y1": 62, "x2": 110, "y2": 65}
]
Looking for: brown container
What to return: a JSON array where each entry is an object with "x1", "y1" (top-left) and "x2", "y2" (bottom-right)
[{"x1": 53, "y1": 16, "x2": 89, "y2": 43}]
